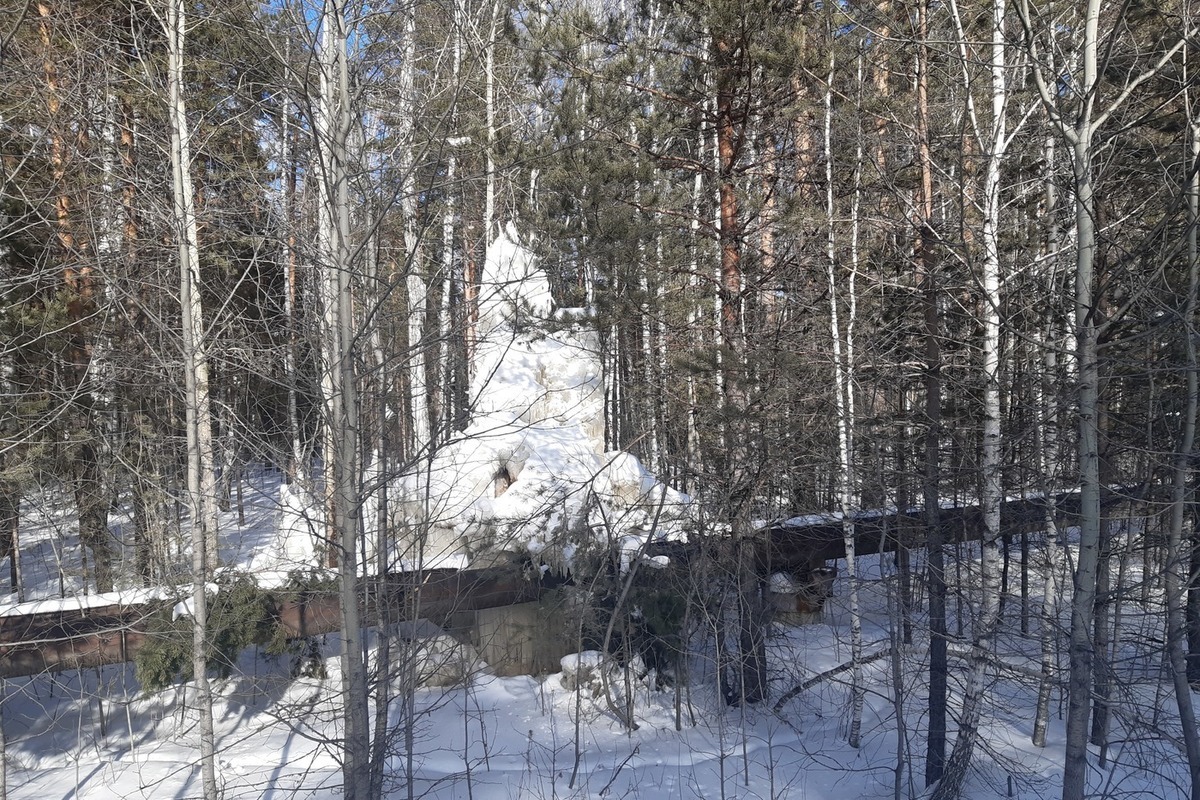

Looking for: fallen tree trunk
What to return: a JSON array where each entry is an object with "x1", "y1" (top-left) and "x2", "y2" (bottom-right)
[{"x1": 773, "y1": 646, "x2": 893, "y2": 712}]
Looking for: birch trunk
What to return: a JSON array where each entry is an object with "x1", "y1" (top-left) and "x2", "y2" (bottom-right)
[
  {"x1": 315, "y1": 3, "x2": 369, "y2": 795},
  {"x1": 438, "y1": 0, "x2": 464, "y2": 435},
  {"x1": 484, "y1": 0, "x2": 499, "y2": 246},
  {"x1": 639, "y1": 254, "x2": 660, "y2": 471},
  {"x1": 165, "y1": 1, "x2": 217, "y2": 796},
  {"x1": 685, "y1": 151, "x2": 705, "y2": 493},
  {"x1": 363, "y1": 226, "x2": 393, "y2": 800},
  {"x1": 1188, "y1": 77, "x2": 1200, "y2": 686},
  {"x1": 408, "y1": 274, "x2": 429, "y2": 455},
  {"x1": 824, "y1": 43, "x2": 863, "y2": 747},
  {"x1": 279, "y1": 47, "x2": 307, "y2": 486},
  {"x1": 1062, "y1": 27, "x2": 1102, "y2": 797},
  {"x1": 933, "y1": 0, "x2": 1007, "y2": 793},
  {"x1": 1166, "y1": 65, "x2": 1200, "y2": 800},
  {"x1": 314, "y1": 3, "x2": 338, "y2": 558},
  {"x1": 0, "y1": 678, "x2": 6, "y2": 800},
  {"x1": 1032, "y1": 114, "x2": 1063, "y2": 749},
  {"x1": 395, "y1": 1, "x2": 426, "y2": 456},
  {"x1": 0, "y1": 490, "x2": 18, "y2": 601},
  {"x1": 1011, "y1": 10, "x2": 1194, "y2": 791}
]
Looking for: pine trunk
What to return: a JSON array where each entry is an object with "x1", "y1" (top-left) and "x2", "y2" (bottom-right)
[{"x1": 916, "y1": 0, "x2": 946, "y2": 785}]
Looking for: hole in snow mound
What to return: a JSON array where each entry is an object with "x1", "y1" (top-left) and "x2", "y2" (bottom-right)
[
  {"x1": 492, "y1": 446, "x2": 528, "y2": 497},
  {"x1": 494, "y1": 466, "x2": 513, "y2": 497}
]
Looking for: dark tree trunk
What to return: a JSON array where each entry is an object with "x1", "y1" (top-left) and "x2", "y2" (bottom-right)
[
  {"x1": 915, "y1": 0, "x2": 946, "y2": 785},
  {"x1": 0, "y1": 488, "x2": 20, "y2": 599},
  {"x1": 1188, "y1": 527, "x2": 1200, "y2": 684},
  {"x1": 75, "y1": 448, "x2": 113, "y2": 593}
]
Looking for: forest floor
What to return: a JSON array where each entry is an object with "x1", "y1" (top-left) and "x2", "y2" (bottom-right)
[{"x1": 0, "y1": 466, "x2": 1190, "y2": 799}]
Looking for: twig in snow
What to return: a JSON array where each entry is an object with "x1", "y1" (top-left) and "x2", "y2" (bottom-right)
[{"x1": 772, "y1": 647, "x2": 893, "y2": 713}]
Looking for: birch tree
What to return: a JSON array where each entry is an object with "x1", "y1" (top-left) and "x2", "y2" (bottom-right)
[
  {"x1": 278, "y1": 41, "x2": 310, "y2": 487},
  {"x1": 823, "y1": 29, "x2": 864, "y2": 747},
  {"x1": 161, "y1": 0, "x2": 218, "y2": 795},
  {"x1": 932, "y1": 0, "x2": 1014, "y2": 792},
  {"x1": 1031, "y1": 100, "x2": 1065, "y2": 749},
  {"x1": 1015, "y1": 2, "x2": 1194, "y2": 796},
  {"x1": 1165, "y1": 49, "x2": 1200, "y2": 800},
  {"x1": 312, "y1": 2, "x2": 369, "y2": 795},
  {"x1": 398, "y1": 6, "x2": 427, "y2": 458}
]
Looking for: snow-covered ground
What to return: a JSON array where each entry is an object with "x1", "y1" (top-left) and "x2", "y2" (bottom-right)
[
  {"x1": 1, "y1": 461, "x2": 1194, "y2": 799},
  {"x1": 1, "y1": 231, "x2": 1194, "y2": 798},
  {"x1": 2, "y1": 521, "x2": 1190, "y2": 799}
]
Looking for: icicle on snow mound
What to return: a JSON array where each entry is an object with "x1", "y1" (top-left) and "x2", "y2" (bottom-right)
[{"x1": 394, "y1": 225, "x2": 690, "y2": 572}]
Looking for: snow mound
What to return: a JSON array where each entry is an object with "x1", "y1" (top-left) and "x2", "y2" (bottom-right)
[
  {"x1": 250, "y1": 483, "x2": 320, "y2": 579},
  {"x1": 471, "y1": 324, "x2": 605, "y2": 445},
  {"x1": 395, "y1": 228, "x2": 690, "y2": 570},
  {"x1": 559, "y1": 650, "x2": 618, "y2": 695},
  {"x1": 477, "y1": 222, "x2": 554, "y2": 336}
]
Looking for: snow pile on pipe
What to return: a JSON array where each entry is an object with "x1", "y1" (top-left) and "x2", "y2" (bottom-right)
[
  {"x1": 251, "y1": 483, "x2": 321, "y2": 578},
  {"x1": 475, "y1": 222, "x2": 555, "y2": 338},
  {"x1": 394, "y1": 226, "x2": 689, "y2": 571}
]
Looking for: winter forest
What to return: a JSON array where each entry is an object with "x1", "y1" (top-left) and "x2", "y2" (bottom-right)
[{"x1": 1, "y1": 0, "x2": 1199, "y2": 798}]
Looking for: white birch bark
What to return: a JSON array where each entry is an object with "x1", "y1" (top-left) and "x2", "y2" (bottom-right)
[
  {"x1": 708, "y1": 92, "x2": 725, "y2": 412},
  {"x1": 624, "y1": 0, "x2": 663, "y2": 463},
  {"x1": 824, "y1": 45, "x2": 863, "y2": 748},
  {"x1": 278, "y1": 40, "x2": 308, "y2": 487},
  {"x1": 1061, "y1": 9, "x2": 1103, "y2": 794},
  {"x1": 438, "y1": 0, "x2": 464, "y2": 436},
  {"x1": 314, "y1": 3, "x2": 368, "y2": 795},
  {"x1": 314, "y1": 2, "x2": 338, "y2": 552},
  {"x1": 639, "y1": 241, "x2": 659, "y2": 470},
  {"x1": 396, "y1": 1, "x2": 417, "y2": 263},
  {"x1": 0, "y1": 677, "x2": 5, "y2": 800},
  {"x1": 408, "y1": 273, "x2": 429, "y2": 455},
  {"x1": 439, "y1": 192, "x2": 455, "y2": 431},
  {"x1": 638, "y1": 115, "x2": 661, "y2": 470},
  {"x1": 933, "y1": 1, "x2": 1008, "y2": 793},
  {"x1": 1014, "y1": 2, "x2": 1193, "y2": 795},
  {"x1": 163, "y1": 0, "x2": 217, "y2": 796},
  {"x1": 394, "y1": 0, "x2": 424, "y2": 457},
  {"x1": 1165, "y1": 66, "x2": 1200, "y2": 800},
  {"x1": 1032, "y1": 111, "x2": 1063, "y2": 749},
  {"x1": 484, "y1": 0, "x2": 500, "y2": 244},
  {"x1": 685, "y1": 133, "x2": 705, "y2": 490}
]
